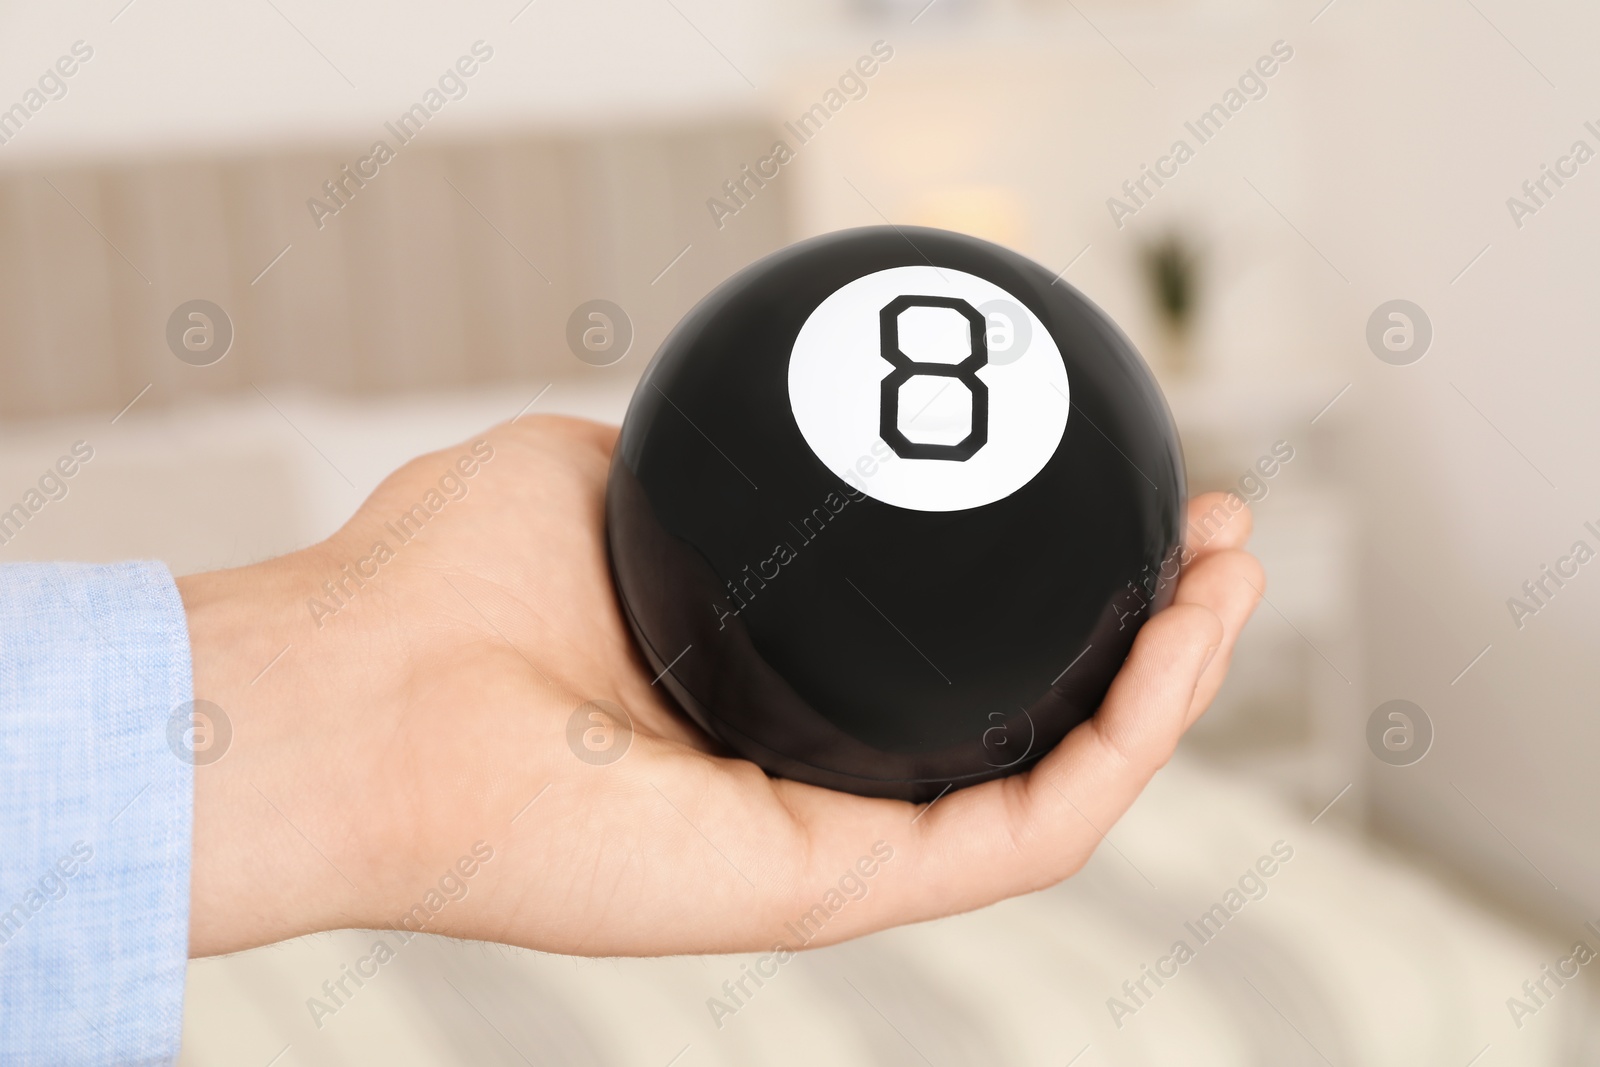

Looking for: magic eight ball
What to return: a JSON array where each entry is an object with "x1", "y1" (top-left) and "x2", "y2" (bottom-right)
[{"x1": 606, "y1": 226, "x2": 1185, "y2": 802}]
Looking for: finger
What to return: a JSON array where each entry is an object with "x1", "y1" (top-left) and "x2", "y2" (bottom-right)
[
  {"x1": 1172, "y1": 548, "x2": 1265, "y2": 728},
  {"x1": 1029, "y1": 601, "x2": 1222, "y2": 806},
  {"x1": 1184, "y1": 492, "x2": 1252, "y2": 560}
]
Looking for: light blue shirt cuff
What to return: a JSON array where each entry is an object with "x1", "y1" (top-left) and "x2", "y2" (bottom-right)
[{"x1": 0, "y1": 562, "x2": 194, "y2": 1066}]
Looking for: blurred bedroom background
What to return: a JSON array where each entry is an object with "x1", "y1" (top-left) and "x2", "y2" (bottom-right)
[{"x1": 4, "y1": 0, "x2": 1599, "y2": 1062}]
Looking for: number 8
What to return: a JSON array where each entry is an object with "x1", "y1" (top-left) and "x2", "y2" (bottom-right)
[{"x1": 879, "y1": 295, "x2": 989, "y2": 462}]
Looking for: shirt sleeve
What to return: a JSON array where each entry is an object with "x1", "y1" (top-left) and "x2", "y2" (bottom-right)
[{"x1": 0, "y1": 562, "x2": 194, "y2": 1067}]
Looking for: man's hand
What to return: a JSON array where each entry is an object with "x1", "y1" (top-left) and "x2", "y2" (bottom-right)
[{"x1": 178, "y1": 416, "x2": 1262, "y2": 959}]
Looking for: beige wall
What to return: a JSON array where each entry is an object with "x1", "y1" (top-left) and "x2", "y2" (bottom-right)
[{"x1": 1305, "y1": 0, "x2": 1600, "y2": 924}]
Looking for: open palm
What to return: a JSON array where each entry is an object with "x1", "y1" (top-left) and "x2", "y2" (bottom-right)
[{"x1": 183, "y1": 415, "x2": 1263, "y2": 959}]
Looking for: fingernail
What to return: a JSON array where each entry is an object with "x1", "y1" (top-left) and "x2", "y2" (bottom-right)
[{"x1": 1198, "y1": 644, "x2": 1218, "y2": 676}]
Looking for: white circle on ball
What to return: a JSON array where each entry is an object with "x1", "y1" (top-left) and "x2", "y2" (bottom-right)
[{"x1": 787, "y1": 265, "x2": 1069, "y2": 513}]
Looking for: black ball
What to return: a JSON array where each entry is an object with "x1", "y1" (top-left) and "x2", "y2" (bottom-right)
[{"x1": 606, "y1": 226, "x2": 1184, "y2": 802}]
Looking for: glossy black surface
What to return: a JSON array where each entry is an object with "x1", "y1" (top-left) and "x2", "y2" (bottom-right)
[{"x1": 607, "y1": 226, "x2": 1185, "y2": 801}]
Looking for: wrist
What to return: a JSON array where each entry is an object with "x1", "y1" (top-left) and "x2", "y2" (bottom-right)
[{"x1": 179, "y1": 549, "x2": 389, "y2": 955}]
